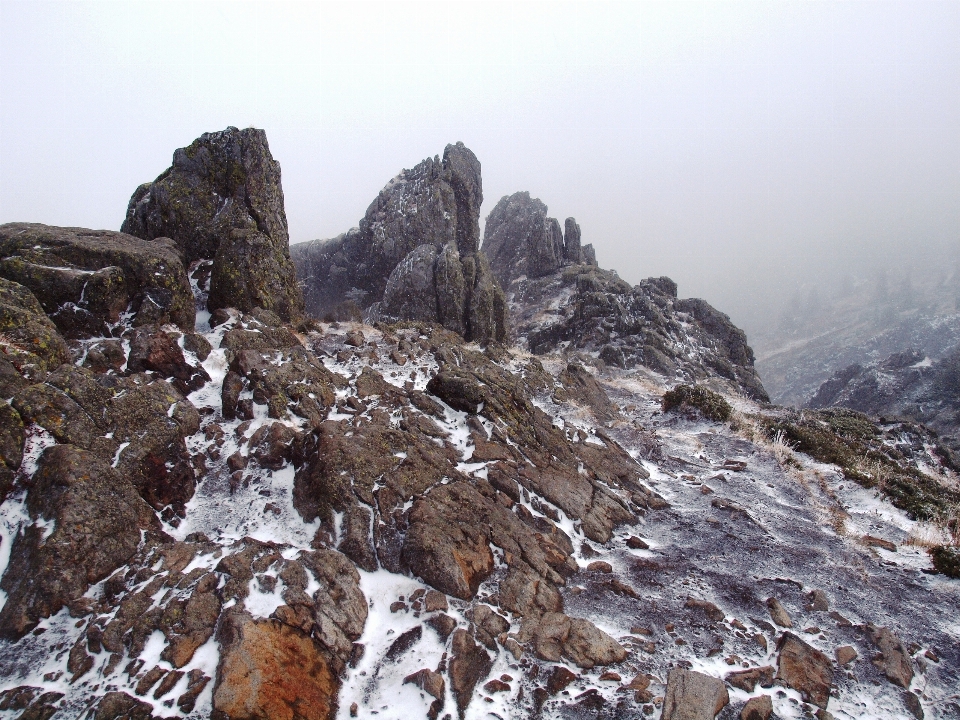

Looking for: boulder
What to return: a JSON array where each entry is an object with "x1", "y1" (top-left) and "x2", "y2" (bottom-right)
[
  {"x1": 740, "y1": 694, "x2": 773, "y2": 720},
  {"x1": 725, "y1": 666, "x2": 775, "y2": 692},
  {"x1": 0, "y1": 403, "x2": 23, "y2": 499},
  {"x1": 107, "y1": 377, "x2": 200, "y2": 518},
  {"x1": 0, "y1": 276, "x2": 70, "y2": 379},
  {"x1": 766, "y1": 596, "x2": 793, "y2": 628},
  {"x1": 127, "y1": 326, "x2": 210, "y2": 394},
  {"x1": 0, "y1": 445, "x2": 159, "y2": 638},
  {"x1": 0, "y1": 223, "x2": 194, "y2": 335},
  {"x1": 776, "y1": 632, "x2": 833, "y2": 709},
  {"x1": 213, "y1": 610, "x2": 339, "y2": 720},
  {"x1": 867, "y1": 625, "x2": 914, "y2": 688},
  {"x1": 93, "y1": 692, "x2": 161, "y2": 720},
  {"x1": 291, "y1": 143, "x2": 506, "y2": 344},
  {"x1": 121, "y1": 126, "x2": 303, "y2": 320},
  {"x1": 518, "y1": 612, "x2": 626, "y2": 668},
  {"x1": 661, "y1": 668, "x2": 729, "y2": 720}
]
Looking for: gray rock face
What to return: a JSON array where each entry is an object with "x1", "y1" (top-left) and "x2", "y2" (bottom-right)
[
  {"x1": 380, "y1": 244, "x2": 441, "y2": 323},
  {"x1": 563, "y1": 217, "x2": 582, "y2": 262},
  {"x1": 480, "y1": 192, "x2": 766, "y2": 399},
  {"x1": 0, "y1": 224, "x2": 194, "y2": 336},
  {"x1": 482, "y1": 192, "x2": 569, "y2": 285},
  {"x1": 502, "y1": 260, "x2": 769, "y2": 401},
  {"x1": 121, "y1": 127, "x2": 303, "y2": 320},
  {"x1": 291, "y1": 143, "x2": 506, "y2": 344}
]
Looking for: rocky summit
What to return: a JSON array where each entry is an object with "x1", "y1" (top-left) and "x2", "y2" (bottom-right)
[
  {"x1": 0, "y1": 130, "x2": 958, "y2": 720},
  {"x1": 122, "y1": 126, "x2": 304, "y2": 322},
  {"x1": 290, "y1": 143, "x2": 508, "y2": 345},
  {"x1": 480, "y1": 193, "x2": 769, "y2": 403}
]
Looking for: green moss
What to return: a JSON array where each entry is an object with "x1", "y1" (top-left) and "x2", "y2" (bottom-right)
[{"x1": 662, "y1": 384, "x2": 732, "y2": 422}]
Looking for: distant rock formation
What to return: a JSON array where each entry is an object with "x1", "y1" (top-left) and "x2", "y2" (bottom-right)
[
  {"x1": 482, "y1": 192, "x2": 596, "y2": 287},
  {"x1": 481, "y1": 196, "x2": 768, "y2": 401},
  {"x1": 809, "y1": 346, "x2": 960, "y2": 453},
  {"x1": 291, "y1": 143, "x2": 508, "y2": 345},
  {"x1": 122, "y1": 126, "x2": 304, "y2": 321},
  {"x1": 0, "y1": 223, "x2": 194, "y2": 337}
]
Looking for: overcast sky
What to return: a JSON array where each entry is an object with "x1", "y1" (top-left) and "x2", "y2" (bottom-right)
[{"x1": 1, "y1": 1, "x2": 958, "y2": 334}]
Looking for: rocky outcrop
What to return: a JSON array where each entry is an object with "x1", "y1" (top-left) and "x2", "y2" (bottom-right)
[
  {"x1": 0, "y1": 224, "x2": 194, "y2": 336},
  {"x1": 0, "y1": 445, "x2": 160, "y2": 638},
  {"x1": 482, "y1": 192, "x2": 596, "y2": 287},
  {"x1": 291, "y1": 143, "x2": 507, "y2": 344},
  {"x1": 122, "y1": 127, "x2": 303, "y2": 320},
  {"x1": 480, "y1": 195, "x2": 766, "y2": 400},
  {"x1": 494, "y1": 246, "x2": 768, "y2": 400},
  {"x1": 809, "y1": 346, "x2": 960, "y2": 456},
  {"x1": 0, "y1": 277, "x2": 69, "y2": 381}
]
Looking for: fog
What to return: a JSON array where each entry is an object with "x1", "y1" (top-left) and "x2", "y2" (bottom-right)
[{"x1": 2, "y1": 1, "x2": 958, "y2": 337}]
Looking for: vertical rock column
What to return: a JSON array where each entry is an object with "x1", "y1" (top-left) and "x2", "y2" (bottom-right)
[{"x1": 122, "y1": 126, "x2": 304, "y2": 321}]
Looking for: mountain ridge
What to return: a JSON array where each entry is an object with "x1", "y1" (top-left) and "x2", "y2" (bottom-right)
[{"x1": 0, "y1": 129, "x2": 956, "y2": 720}]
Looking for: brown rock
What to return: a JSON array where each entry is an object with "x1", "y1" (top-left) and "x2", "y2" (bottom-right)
[
  {"x1": 806, "y1": 589, "x2": 829, "y2": 612},
  {"x1": 863, "y1": 535, "x2": 897, "y2": 552},
  {"x1": 355, "y1": 366, "x2": 392, "y2": 398},
  {"x1": 404, "y1": 668, "x2": 445, "y2": 700},
  {"x1": 483, "y1": 679, "x2": 510, "y2": 693},
  {"x1": 626, "y1": 536, "x2": 649, "y2": 550},
  {"x1": 661, "y1": 668, "x2": 729, "y2": 720},
  {"x1": 587, "y1": 560, "x2": 613, "y2": 573},
  {"x1": 449, "y1": 629, "x2": 493, "y2": 719},
  {"x1": 469, "y1": 604, "x2": 510, "y2": 651},
  {"x1": 835, "y1": 645, "x2": 858, "y2": 665},
  {"x1": 564, "y1": 617, "x2": 628, "y2": 668},
  {"x1": 248, "y1": 421, "x2": 299, "y2": 470},
  {"x1": 766, "y1": 597, "x2": 793, "y2": 628},
  {"x1": 776, "y1": 632, "x2": 833, "y2": 709},
  {"x1": 866, "y1": 625, "x2": 914, "y2": 689},
  {"x1": 135, "y1": 666, "x2": 166, "y2": 696},
  {"x1": 685, "y1": 597, "x2": 725, "y2": 622},
  {"x1": 127, "y1": 327, "x2": 209, "y2": 394},
  {"x1": 213, "y1": 611, "x2": 338, "y2": 720},
  {"x1": 93, "y1": 691, "x2": 159, "y2": 720},
  {"x1": 424, "y1": 590, "x2": 448, "y2": 613},
  {"x1": 740, "y1": 694, "x2": 773, "y2": 720},
  {"x1": 546, "y1": 665, "x2": 577, "y2": 695},
  {"x1": 177, "y1": 670, "x2": 211, "y2": 713},
  {"x1": 427, "y1": 613, "x2": 458, "y2": 642},
  {"x1": 725, "y1": 666, "x2": 775, "y2": 692}
]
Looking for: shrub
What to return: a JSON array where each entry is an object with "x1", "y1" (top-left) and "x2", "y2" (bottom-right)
[
  {"x1": 661, "y1": 384, "x2": 732, "y2": 422},
  {"x1": 929, "y1": 545, "x2": 960, "y2": 578}
]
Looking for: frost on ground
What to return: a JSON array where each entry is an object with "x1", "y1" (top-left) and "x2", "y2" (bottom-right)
[{"x1": 0, "y1": 312, "x2": 958, "y2": 720}]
